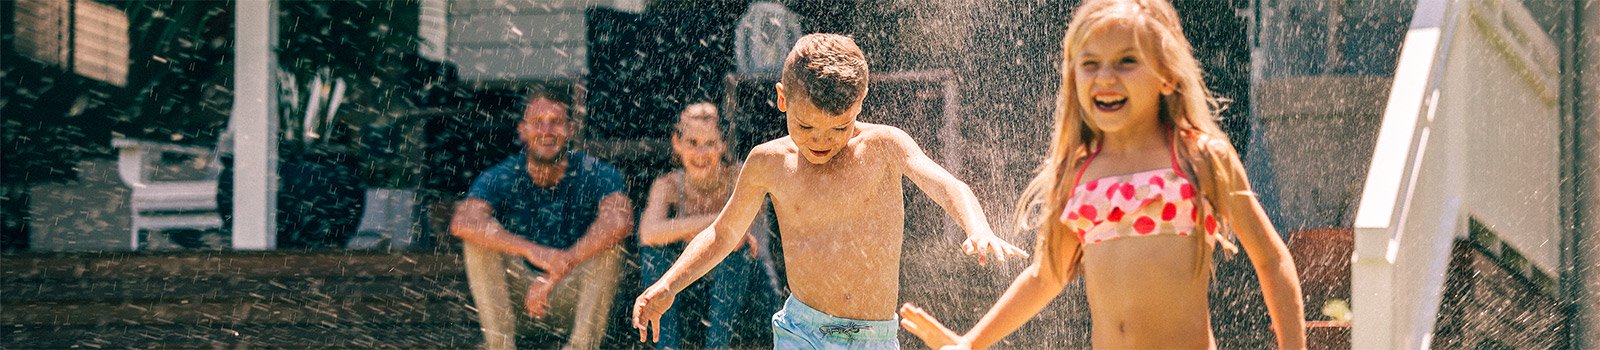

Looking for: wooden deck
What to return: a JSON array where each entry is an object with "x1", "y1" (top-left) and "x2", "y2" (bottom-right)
[
  {"x1": 3, "y1": 228, "x2": 1357, "y2": 349},
  {"x1": 2, "y1": 251, "x2": 480, "y2": 349}
]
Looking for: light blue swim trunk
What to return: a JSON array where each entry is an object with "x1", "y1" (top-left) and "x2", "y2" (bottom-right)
[{"x1": 771, "y1": 296, "x2": 899, "y2": 349}]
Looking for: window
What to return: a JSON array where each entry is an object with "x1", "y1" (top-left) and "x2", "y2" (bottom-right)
[{"x1": 12, "y1": 0, "x2": 128, "y2": 86}]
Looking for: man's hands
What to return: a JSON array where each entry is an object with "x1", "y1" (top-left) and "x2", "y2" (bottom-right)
[
  {"x1": 632, "y1": 284, "x2": 677, "y2": 343},
  {"x1": 900, "y1": 303, "x2": 970, "y2": 350},
  {"x1": 515, "y1": 247, "x2": 576, "y2": 319},
  {"x1": 524, "y1": 274, "x2": 559, "y2": 318},
  {"x1": 522, "y1": 247, "x2": 575, "y2": 277},
  {"x1": 962, "y1": 232, "x2": 1029, "y2": 266},
  {"x1": 519, "y1": 248, "x2": 572, "y2": 318}
]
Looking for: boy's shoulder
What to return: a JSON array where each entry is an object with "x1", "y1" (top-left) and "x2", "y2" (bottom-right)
[
  {"x1": 855, "y1": 122, "x2": 909, "y2": 137},
  {"x1": 854, "y1": 122, "x2": 918, "y2": 150},
  {"x1": 742, "y1": 137, "x2": 796, "y2": 172},
  {"x1": 750, "y1": 136, "x2": 797, "y2": 159}
]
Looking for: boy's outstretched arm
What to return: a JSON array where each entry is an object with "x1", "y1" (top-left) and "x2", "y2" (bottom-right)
[
  {"x1": 888, "y1": 128, "x2": 1028, "y2": 265},
  {"x1": 632, "y1": 153, "x2": 772, "y2": 343}
]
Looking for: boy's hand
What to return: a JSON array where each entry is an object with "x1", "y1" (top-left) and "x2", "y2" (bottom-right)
[
  {"x1": 739, "y1": 233, "x2": 762, "y2": 259},
  {"x1": 962, "y1": 232, "x2": 1029, "y2": 266},
  {"x1": 632, "y1": 284, "x2": 677, "y2": 343},
  {"x1": 899, "y1": 303, "x2": 968, "y2": 350}
]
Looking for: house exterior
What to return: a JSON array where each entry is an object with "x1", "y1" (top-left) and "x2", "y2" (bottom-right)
[{"x1": 2, "y1": 0, "x2": 1597, "y2": 348}]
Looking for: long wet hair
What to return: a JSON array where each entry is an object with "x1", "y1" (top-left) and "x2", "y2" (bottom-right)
[{"x1": 1014, "y1": 0, "x2": 1244, "y2": 279}]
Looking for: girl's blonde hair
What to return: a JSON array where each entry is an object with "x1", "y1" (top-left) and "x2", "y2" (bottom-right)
[{"x1": 1014, "y1": 0, "x2": 1243, "y2": 279}]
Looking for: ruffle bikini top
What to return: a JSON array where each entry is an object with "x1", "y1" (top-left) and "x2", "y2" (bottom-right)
[{"x1": 1060, "y1": 138, "x2": 1222, "y2": 246}]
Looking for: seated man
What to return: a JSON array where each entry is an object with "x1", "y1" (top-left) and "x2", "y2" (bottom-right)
[{"x1": 451, "y1": 87, "x2": 633, "y2": 350}]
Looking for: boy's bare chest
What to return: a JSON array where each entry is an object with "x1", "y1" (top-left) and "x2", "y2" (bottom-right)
[{"x1": 767, "y1": 156, "x2": 898, "y2": 216}]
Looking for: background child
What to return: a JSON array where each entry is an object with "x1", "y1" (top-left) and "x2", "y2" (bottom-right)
[
  {"x1": 899, "y1": 0, "x2": 1306, "y2": 348},
  {"x1": 637, "y1": 102, "x2": 771, "y2": 349},
  {"x1": 631, "y1": 33, "x2": 1029, "y2": 349}
]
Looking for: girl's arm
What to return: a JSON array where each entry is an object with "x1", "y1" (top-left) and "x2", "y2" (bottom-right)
[
  {"x1": 959, "y1": 258, "x2": 1075, "y2": 348},
  {"x1": 1209, "y1": 149, "x2": 1306, "y2": 350},
  {"x1": 905, "y1": 239, "x2": 1080, "y2": 349},
  {"x1": 637, "y1": 174, "x2": 718, "y2": 247}
]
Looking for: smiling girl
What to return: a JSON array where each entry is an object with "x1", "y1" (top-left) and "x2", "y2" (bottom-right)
[{"x1": 898, "y1": 0, "x2": 1306, "y2": 348}]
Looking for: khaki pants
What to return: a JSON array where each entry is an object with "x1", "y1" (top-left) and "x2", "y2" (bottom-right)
[{"x1": 463, "y1": 242, "x2": 623, "y2": 350}]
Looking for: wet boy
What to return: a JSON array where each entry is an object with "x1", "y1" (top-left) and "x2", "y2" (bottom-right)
[{"x1": 632, "y1": 33, "x2": 1028, "y2": 349}]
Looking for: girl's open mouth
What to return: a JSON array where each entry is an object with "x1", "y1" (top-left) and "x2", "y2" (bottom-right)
[{"x1": 1093, "y1": 95, "x2": 1127, "y2": 112}]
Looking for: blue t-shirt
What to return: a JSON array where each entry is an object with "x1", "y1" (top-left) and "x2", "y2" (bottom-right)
[{"x1": 466, "y1": 151, "x2": 625, "y2": 250}]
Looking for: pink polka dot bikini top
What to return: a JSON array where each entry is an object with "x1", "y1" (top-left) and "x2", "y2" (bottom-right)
[{"x1": 1060, "y1": 138, "x2": 1221, "y2": 246}]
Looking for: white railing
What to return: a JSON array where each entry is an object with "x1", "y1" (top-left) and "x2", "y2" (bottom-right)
[{"x1": 1350, "y1": 0, "x2": 1562, "y2": 348}]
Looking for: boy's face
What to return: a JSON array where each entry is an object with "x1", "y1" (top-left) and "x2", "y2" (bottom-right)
[
  {"x1": 1073, "y1": 20, "x2": 1171, "y2": 133},
  {"x1": 776, "y1": 83, "x2": 863, "y2": 165},
  {"x1": 518, "y1": 98, "x2": 572, "y2": 164}
]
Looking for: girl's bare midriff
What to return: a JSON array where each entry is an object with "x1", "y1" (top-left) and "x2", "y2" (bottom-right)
[{"x1": 1081, "y1": 234, "x2": 1215, "y2": 349}]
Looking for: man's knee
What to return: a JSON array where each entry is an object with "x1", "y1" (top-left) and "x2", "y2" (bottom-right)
[
  {"x1": 462, "y1": 241, "x2": 503, "y2": 268},
  {"x1": 576, "y1": 246, "x2": 624, "y2": 290}
]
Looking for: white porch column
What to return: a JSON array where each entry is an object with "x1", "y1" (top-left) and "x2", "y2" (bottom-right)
[
  {"x1": 1577, "y1": 1, "x2": 1600, "y2": 347},
  {"x1": 230, "y1": 0, "x2": 278, "y2": 250}
]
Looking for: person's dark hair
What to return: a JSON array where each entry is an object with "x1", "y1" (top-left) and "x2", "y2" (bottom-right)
[
  {"x1": 523, "y1": 84, "x2": 573, "y2": 119},
  {"x1": 781, "y1": 33, "x2": 869, "y2": 115}
]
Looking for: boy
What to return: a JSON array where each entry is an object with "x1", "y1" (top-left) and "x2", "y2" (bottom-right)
[{"x1": 632, "y1": 33, "x2": 1027, "y2": 349}]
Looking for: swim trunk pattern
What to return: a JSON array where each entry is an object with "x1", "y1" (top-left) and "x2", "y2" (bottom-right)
[{"x1": 771, "y1": 296, "x2": 899, "y2": 350}]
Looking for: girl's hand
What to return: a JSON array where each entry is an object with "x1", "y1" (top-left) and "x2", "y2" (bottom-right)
[
  {"x1": 632, "y1": 285, "x2": 677, "y2": 343},
  {"x1": 899, "y1": 303, "x2": 968, "y2": 349}
]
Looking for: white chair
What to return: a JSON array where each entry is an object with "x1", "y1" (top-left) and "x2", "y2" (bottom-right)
[
  {"x1": 349, "y1": 188, "x2": 419, "y2": 250},
  {"x1": 113, "y1": 137, "x2": 223, "y2": 250}
]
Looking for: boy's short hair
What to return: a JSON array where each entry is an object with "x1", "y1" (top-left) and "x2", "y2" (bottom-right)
[{"x1": 781, "y1": 34, "x2": 869, "y2": 115}]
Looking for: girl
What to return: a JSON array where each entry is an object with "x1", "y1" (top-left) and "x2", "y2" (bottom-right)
[
  {"x1": 637, "y1": 103, "x2": 770, "y2": 350},
  {"x1": 898, "y1": 0, "x2": 1306, "y2": 348}
]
